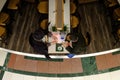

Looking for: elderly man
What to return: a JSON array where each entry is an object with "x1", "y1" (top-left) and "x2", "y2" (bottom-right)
[{"x1": 62, "y1": 32, "x2": 91, "y2": 54}]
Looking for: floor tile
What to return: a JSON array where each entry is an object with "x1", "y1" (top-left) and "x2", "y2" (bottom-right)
[
  {"x1": 24, "y1": 59, "x2": 37, "y2": 72},
  {"x1": 48, "y1": 61, "x2": 61, "y2": 73},
  {"x1": 23, "y1": 75, "x2": 36, "y2": 80},
  {"x1": 96, "y1": 54, "x2": 108, "y2": 70},
  {"x1": 59, "y1": 59, "x2": 72, "y2": 73},
  {"x1": 110, "y1": 70, "x2": 120, "y2": 80},
  {"x1": 0, "y1": 50, "x2": 7, "y2": 66},
  {"x1": 2, "y1": 71, "x2": 12, "y2": 80},
  {"x1": 71, "y1": 58, "x2": 83, "y2": 73},
  {"x1": 7, "y1": 54, "x2": 17, "y2": 68},
  {"x1": 105, "y1": 54, "x2": 119, "y2": 68},
  {"x1": 13, "y1": 55, "x2": 26, "y2": 70},
  {"x1": 81, "y1": 56, "x2": 97, "y2": 75},
  {"x1": 37, "y1": 61, "x2": 49, "y2": 73}
]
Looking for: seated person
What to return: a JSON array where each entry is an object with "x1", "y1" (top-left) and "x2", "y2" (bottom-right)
[
  {"x1": 62, "y1": 32, "x2": 91, "y2": 54},
  {"x1": 29, "y1": 28, "x2": 57, "y2": 60}
]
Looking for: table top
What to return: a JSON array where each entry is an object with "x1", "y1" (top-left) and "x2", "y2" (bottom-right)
[{"x1": 48, "y1": 0, "x2": 70, "y2": 54}]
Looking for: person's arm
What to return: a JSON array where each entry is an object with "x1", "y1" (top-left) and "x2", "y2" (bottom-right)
[
  {"x1": 65, "y1": 46, "x2": 74, "y2": 53},
  {"x1": 62, "y1": 41, "x2": 74, "y2": 53}
]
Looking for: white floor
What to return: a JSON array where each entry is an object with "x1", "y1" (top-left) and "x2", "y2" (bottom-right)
[
  {"x1": 0, "y1": 50, "x2": 8, "y2": 66},
  {"x1": 2, "y1": 69, "x2": 120, "y2": 80}
]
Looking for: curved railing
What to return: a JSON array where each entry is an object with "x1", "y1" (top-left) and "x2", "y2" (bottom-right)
[{"x1": 0, "y1": 47, "x2": 120, "y2": 58}]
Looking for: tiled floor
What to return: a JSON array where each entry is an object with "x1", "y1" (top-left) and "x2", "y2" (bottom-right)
[
  {"x1": 96, "y1": 53, "x2": 120, "y2": 70},
  {"x1": 7, "y1": 54, "x2": 83, "y2": 74},
  {"x1": 0, "y1": 50, "x2": 8, "y2": 66},
  {"x1": 2, "y1": 70, "x2": 120, "y2": 80},
  {"x1": 1, "y1": 50, "x2": 120, "y2": 79}
]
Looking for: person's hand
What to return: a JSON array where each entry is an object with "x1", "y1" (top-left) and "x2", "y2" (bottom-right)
[
  {"x1": 62, "y1": 41, "x2": 69, "y2": 47},
  {"x1": 50, "y1": 40, "x2": 57, "y2": 45}
]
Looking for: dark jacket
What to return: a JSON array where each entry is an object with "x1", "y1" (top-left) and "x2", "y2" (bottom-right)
[
  {"x1": 29, "y1": 29, "x2": 49, "y2": 56},
  {"x1": 65, "y1": 33, "x2": 87, "y2": 54}
]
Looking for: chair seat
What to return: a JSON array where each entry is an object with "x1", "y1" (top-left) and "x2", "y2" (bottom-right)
[
  {"x1": 0, "y1": 12, "x2": 10, "y2": 26},
  {"x1": 37, "y1": 1, "x2": 48, "y2": 14},
  {"x1": 70, "y1": 16, "x2": 79, "y2": 28},
  {"x1": 40, "y1": 19, "x2": 48, "y2": 30},
  {"x1": 70, "y1": 2, "x2": 77, "y2": 14},
  {"x1": 0, "y1": 26, "x2": 8, "y2": 45},
  {"x1": 7, "y1": 0, "x2": 20, "y2": 10},
  {"x1": 0, "y1": 26, "x2": 6, "y2": 37}
]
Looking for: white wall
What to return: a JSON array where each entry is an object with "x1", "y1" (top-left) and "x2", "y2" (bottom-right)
[{"x1": 0, "y1": 0, "x2": 7, "y2": 11}]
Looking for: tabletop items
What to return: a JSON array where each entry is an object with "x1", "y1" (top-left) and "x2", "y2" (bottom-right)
[{"x1": 48, "y1": 0, "x2": 70, "y2": 54}]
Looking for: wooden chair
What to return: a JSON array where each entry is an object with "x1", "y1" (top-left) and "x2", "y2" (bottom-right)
[
  {"x1": 0, "y1": 12, "x2": 10, "y2": 26},
  {"x1": 70, "y1": 15, "x2": 79, "y2": 28},
  {"x1": 70, "y1": 15, "x2": 80, "y2": 33},
  {"x1": 7, "y1": 0, "x2": 23, "y2": 18},
  {"x1": 7, "y1": 0, "x2": 20, "y2": 10},
  {"x1": 70, "y1": 2, "x2": 77, "y2": 14},
  {"x1": 0, "y1": 12, "x2": 13, "y2": 37},
  {"x1": 113, "y1": 7, "x2": 120, "y2": 21},
  {"x1": 40, "y1": 19, "x2": 48, "y2": 30},
  {"x1": 37, "y1": 1, "x2": 48, "y2": 14},
  {"x1": 0, "y1": 26, "x2": 8, "y2": 46}
]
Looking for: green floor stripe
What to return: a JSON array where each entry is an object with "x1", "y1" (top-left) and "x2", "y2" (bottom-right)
[
  {"x1": 1, "y1": 53, "x2": 120, "y2": 77},
  {"x1": 81, "y1": 56, "x2": 98, "y2": 75},
  {"x1": 112, "y1": 51, "x2": 120, "y2": 55},
  {"x1": 24, "y1": 56, "x2": 63, "y2": 62},
  {"x1": 5, "y1": 66, "x2": 120, "y2": 77},
  {"x1": 0, "y1": 53, "x2": 11, "y2": 80},
  {"x1": 0, "y1": 71, "x2": 5, "y2": 79},
  {"x1": 7, "y1": 68, "x2": 83, "y2": 77}
]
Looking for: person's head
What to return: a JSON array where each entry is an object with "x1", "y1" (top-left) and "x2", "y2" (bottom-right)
[
  {"x1": 32, "y1": 29, "x2": 44, "y2": 41},
  {"x1": 66, "y1": 34, "x2": 78, "y2": 42}
]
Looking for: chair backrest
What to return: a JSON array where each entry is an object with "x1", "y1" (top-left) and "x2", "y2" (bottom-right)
[
  {"x1": 37, "y1": 1, "x2": 48, "y2": 14},
  {"x1": 113, "y1": 7, "x2": 120, "y2": 21},
  {"x1": 70, "y1": 2, "x2": 77, "y2": 14},
  {"x1": 70, "y1": 15, "x2": 79, "y2": 28},
  {"x1": 7, "y1": 0, "x2": 20, "y2": 10},
  {"x1": 0, "y1": 12, "x2": 10, "y2": 26},
  {"x1": 40, "y1": 19, "x2": 48, "y2": 30}
]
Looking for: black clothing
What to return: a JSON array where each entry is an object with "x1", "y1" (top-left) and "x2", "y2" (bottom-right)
[
  {"x1": 29, "y1": 29, "x2": 51, "y2": 59},
  {"x1": 65, "y1": 32, "x2": 90, "y2": 54}
]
